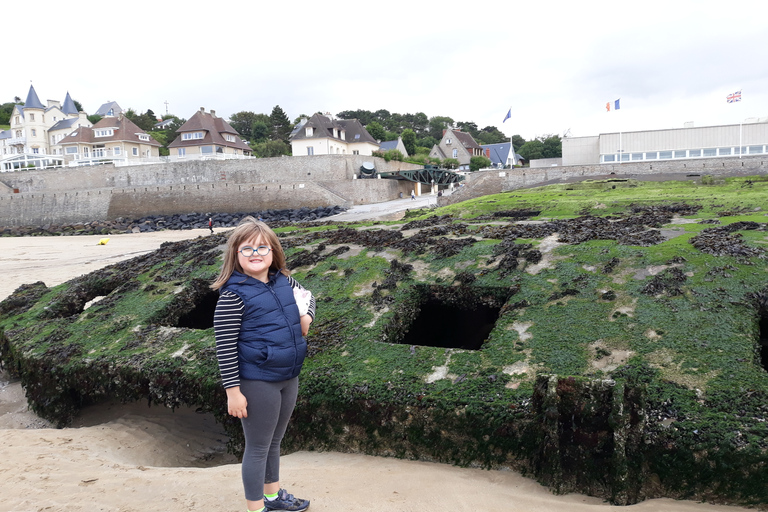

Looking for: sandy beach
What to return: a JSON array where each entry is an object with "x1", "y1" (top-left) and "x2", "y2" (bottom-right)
[{"x1": 0, "y1": 227, "x2": 758, "y2": 512}]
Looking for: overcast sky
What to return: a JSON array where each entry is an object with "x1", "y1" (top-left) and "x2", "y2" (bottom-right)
[{"x1": 6, "y1": 0, "x2": 767, "y2": 141}]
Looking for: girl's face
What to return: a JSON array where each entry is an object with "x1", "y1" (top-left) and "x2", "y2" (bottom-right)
[{"x1": 237, "y1": 236, "x2": 273, "y2": 282}]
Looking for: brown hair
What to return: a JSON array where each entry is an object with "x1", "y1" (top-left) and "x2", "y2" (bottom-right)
[{"x1": 210, "y1": 216, "x2": 289, "y2": 290}]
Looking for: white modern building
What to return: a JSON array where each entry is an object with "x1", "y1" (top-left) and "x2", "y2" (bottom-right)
[{"x1": 563, "y1": 119, "x2": 768, "y2": 166}]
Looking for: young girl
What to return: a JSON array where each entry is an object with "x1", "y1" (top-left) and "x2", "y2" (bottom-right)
[{"x1": 211, "y1": 216, "x2": 315, "y2": 512}]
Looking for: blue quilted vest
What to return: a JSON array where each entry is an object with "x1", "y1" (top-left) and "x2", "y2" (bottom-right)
[{"x1": 221, "y1": 270, "x2": 307, "y2": 382}]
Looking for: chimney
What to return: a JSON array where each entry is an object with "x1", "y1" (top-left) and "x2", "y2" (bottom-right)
[
  {"x1": 200, "y1": 107, "x2": 205, "y2": 112},
  {"x1": 210, "y1": 110, "x2": 216, "y2": 117}
]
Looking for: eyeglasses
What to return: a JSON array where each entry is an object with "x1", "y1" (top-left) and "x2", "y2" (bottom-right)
[{"x1": 239, "y1": 245, "x2": 272, "y2": 257}]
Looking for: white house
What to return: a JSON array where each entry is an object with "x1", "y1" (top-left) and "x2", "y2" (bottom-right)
[{"x1": 290, "y1": 113, "x2": 379, "y2": 156}]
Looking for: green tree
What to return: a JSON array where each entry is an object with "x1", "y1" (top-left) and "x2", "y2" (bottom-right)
[
  {"x1": 511, "y1": 134, "x2": 526, "y2": 152},
  {"x1": 251, "y1": 121, "x2": 270, "y2": 143},
  {"x1": 73, "y1": 100, "x2": 83, "y2": 112},
  {"x1": 428, "y1": 116, "x2": 454, "y2": 140},
  {"x1": 518, "y1": 139, "x2": 545, "y2": 161},
  {"x1": 442, "y1": 158, "x2": 459, "y2": 169},
  {"x1": 469, "y1": 156, "x2": 492, "y2": 171},
  {"x1": 366, "y1": 121, "x2": 386, "y2": 142},
  {"x1": 252, "y1": 140, "x2": 291, "y2": 158},
  {"x1": 270, "y1": 105, "x2": 292, "y2": 143},
  {"x1": 401, "y1": 129, "x2": 416, "y2": 156},
  {"x1": 475, "y1": 126, "x2": 508, "y2": 145},
  {"x1": 229, "y1": 111, "x2": 259, "y2": 138},
  {"x1": 87, "y1": 114, "x2": 102, "y2": 125},
  {"x1": 542, "y1": 134, "x2": 562, "y2": 158}
]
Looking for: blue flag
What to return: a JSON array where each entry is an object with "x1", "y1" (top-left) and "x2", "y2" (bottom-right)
[
  {"x1": 614, "y1": 99, "x2": 620, "y2": 110},
  {"x1": 503, "y1": 108, "x2": 511, "y2": 123}
]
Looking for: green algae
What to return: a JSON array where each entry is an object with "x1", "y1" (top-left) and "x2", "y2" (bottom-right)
[{"x1": 2, "y1": 178, "x2": 768, "y2": 507}]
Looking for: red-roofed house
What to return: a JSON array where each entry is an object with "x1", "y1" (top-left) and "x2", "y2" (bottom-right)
[{"x1": 168, "y1": 107, "x2": 251, "y2": 158}]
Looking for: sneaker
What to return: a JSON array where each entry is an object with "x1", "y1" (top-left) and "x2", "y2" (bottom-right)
[{"x1": 263, "y1": 489, "x2": 310, "y2": 512}]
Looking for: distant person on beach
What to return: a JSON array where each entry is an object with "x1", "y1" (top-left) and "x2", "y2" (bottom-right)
[
  {"x1": 411, "y1": 190, "x2": 415, "y2": 200},
  {"x1": 211, "y1": 217, "x2": 315, "y2": 512},
  {"x1": 209, "y1": 217, "x2": 214, "y2": 234}
]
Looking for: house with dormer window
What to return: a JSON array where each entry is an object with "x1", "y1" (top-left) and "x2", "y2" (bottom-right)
[
  {"x1": 168, "y1": 107, "x2": 251, "y2": 158},
  {"x1": 289, "y1": 113, "x2": 379, "y2": 156},
  {"x1": 58, "y1": 114, "x2": 161, "y2": 162},
  {"x1": 0, "y1": 85, "x2": 90, "y2": 159},
  {"x1": 429, "y1": 128, "x2": 484, "y2": 170}
]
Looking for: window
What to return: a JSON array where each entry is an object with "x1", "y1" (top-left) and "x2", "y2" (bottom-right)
[
  {"x1": 703, "y1": 148, "x2": 716, "y2": 157},
  {"x1": 620, "y1": 153, "x2": 629, "y2": 161},
  {"x1": 446, "y1": 138, "x2": 452, "y2": 144},
  {"x1": 66, "y1": 147, "x2": 78, "y2": 154},
  {"x1": 15, "y1": 130, "x2": 21, "y2": 138},
  {"x1": 307, "y1": 147, "x2": 314, "y2": 155},
  {"x1": 32, "y1": 148, "x2": 39, "y2": 154},
  {"x1": 673, "y1": 150, "x2": 687, "y2": 158},
  {"x1": 31, "y1": 129, "x2": 37, "y2": 136},
  {"x1": 138, "y1": 134, "x2": 149, "y2": 141},
  {"x1": 14, "y1": 116, "x2": 19, "y2": 124},
  {"x1": 201, "y1": 146, "x2": 213, "y2": 154},
  {"x1": 29, "y1": 114, "x2": 35, "y2": 121},
  {"x1": 107, "y1": 109, "x2": 114, "y2": 116},
  {"x1": 226, "y1": 134, "x2": 234, "y2": 142},
  {"x1": 602, "y1": 154, "x2": 616, "y2": 162},
  {"x1": 689, "y1": 149, "x2": 702, "y2": 157},
  {"x1": 718, "y1": 147, "x2": 731, "y2": 156},
  {"x1": 353, "y1": 150, "x2": 359, "y2": 155},
  {"x1": 452, "y1": 148, "x2": 458, "y2": 158},
  {"x1": 659, "y1": 151, "x2": 672, "y2": 159},
  {"x1": 114, "y1": 147, "x2": 121, "y2": 155},
  {"x1": 178, "y1": 148, "x2": 186, "y2": 157},
  {"x1": 132, "y1": 147, "x2": 138, "y2": 156},
  {"x1": 95, "y1": 129, "x2": 114, "y2": 137},
  {"x1": 305, "y1": 127, "x2": 314, "y2": 137},
  {"x1": 631, "y1": 153, "x2": 643, "y2": 160},
  {"x1": 749, "y1": 145, "x2": 764, "y2": 154},
  {"x1": 182, "y1": 132, "x2": 204, "y2": 140}
]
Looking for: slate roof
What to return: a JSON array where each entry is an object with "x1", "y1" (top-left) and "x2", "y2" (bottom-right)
[
  {"x1": 379, "y1": 140, "x2": 398, "y2": 151},
  {"x1": 24, "y1": 85, "x2": 45, "y2": 110},
  {"x1": 480, "y1": 142, "x2": 513, "y2": 166},
  {"x1": 49, "y1": 118, "x2": 82, "y2": 132},
  {"x1": 95, "y1": 101, "x2": 122, "y2": 117},
  {"x1": 290, "y1": 113, "x2": 377, "y2": 144},
  {"x1": 58, "y1": 115, "x2": 161, "y2": 146},
  {"x1": 168, "y1": 109, "x2": 250, "y2": 151},
  {"x1": 61, "y1": 92, "x2": 78, "y2": 115},
  {"x1": 0, "y1": 130, "x2": 10, "y2": 140}
]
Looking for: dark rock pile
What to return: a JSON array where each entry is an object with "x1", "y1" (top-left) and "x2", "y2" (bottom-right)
[{"x1": 0, "y1": 206, "x2": 347, "y2": 237}]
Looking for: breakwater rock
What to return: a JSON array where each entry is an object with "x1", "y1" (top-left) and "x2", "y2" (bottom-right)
[
  {"x1": 2, "y1": 198, "x2": 768, "y2": 508},
  {"x1": 0, "y1": 205, "x2": 346, "y2": 237}
]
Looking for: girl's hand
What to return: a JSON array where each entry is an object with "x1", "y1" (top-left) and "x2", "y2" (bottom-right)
[
  {"x1": 300, "y1": 314, "x2": 313, "y2": 336},
  {"x1": 226, "y1": 387, "x2": 248, "y2": 418}
]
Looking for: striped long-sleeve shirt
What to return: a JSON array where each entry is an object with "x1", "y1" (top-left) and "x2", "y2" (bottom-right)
[{"x1": 214, "y1": 275, "x2": 316, "y2": 389}]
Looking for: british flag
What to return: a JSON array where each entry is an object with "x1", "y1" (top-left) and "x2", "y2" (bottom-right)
[{"x1": 727, "y1": 90, "x2": 742, "y2": 103}]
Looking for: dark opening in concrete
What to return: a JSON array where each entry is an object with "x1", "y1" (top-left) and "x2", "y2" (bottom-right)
[
  {"x1": 176, "y1": 290, "x2": 219, "y2": 330},
  {"x1": 387, "y1": 285, "x2": 511, "y2": 350},
  {"x1": 759, "y1": 315, "x2": 768, "y2": 371}
]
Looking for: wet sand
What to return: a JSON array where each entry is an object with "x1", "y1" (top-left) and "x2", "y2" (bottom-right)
[{"x1": 0, "y1": 228, "x2": 758, "y2": 512}]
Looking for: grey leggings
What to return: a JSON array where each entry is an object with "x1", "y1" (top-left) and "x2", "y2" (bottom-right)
[{"x1": 239, "y1": 377, "x2": 299, "y2": 501}]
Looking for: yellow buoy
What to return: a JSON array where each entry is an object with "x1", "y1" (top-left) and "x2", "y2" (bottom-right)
[{"x1": 98, "y1": 238, "x2": 110, "y2": 245}]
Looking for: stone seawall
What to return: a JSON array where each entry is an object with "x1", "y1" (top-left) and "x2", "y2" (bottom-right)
[
  {"x1": 0, "y1": 156, "x2": 418, "y2": 227},
  {"x1": 438, "y1": 155, "x2": 768, "y2": 206}
]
